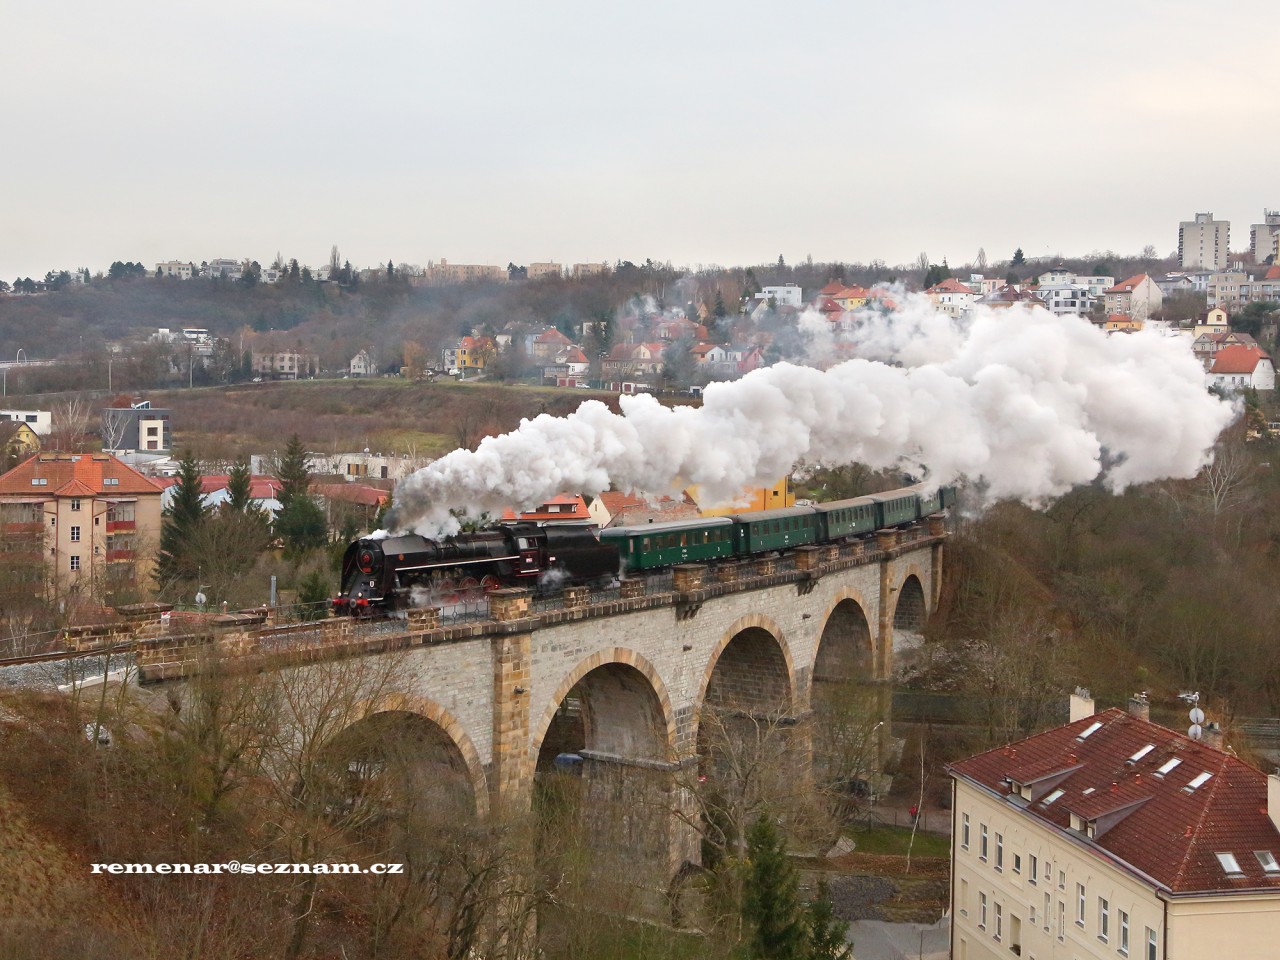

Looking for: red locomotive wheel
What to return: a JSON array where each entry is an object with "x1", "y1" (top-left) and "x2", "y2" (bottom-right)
[
  {"x1": 458, "y1": 576, "x2": 482, "y2": 601},
  {"x1": 480, "y1": 574, "x2": 502, "y2": 593},
  {"x1": 435, "y1": 577, "x2": 460, "y2": 603}
]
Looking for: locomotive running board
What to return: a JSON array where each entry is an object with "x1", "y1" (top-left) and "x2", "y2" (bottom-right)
[{"x1": 395, "y1": 555, "x2": 519, "y2": 573}]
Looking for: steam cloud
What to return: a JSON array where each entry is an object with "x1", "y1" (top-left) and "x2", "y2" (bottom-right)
[{"x1": 387, "y1": 295, "x2": 1235, "y2": 536}]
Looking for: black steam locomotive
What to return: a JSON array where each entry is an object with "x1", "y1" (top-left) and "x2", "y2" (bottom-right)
[
  {"x1": 334, "y1": 484, "x2": 955, "y2": 616},
  {"x1": 333, "y1": 521, "x2": 620, "y2": 614}
]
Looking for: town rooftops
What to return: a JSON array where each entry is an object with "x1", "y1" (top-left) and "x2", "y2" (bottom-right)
[
  {"x1": 1209, "y1": 344, "x2": 1271, "y2": 375},
  {"x1": 0, "y1": 453, "x2": 162, "y2": 497},
  {"x1": 499, "y1": 493, "x2": 591, "y2": 523},
  {"x1": 949, "y1": 708, "x2": 1280, "y2": 894}
]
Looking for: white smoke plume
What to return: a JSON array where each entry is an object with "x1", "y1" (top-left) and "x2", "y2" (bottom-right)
[{"x1": 387, "y1": 295, "x2": 1235, "y2": 536}]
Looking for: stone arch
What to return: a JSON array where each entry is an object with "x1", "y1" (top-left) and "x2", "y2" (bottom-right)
[
  {"x1": 530, "y1": 649, "x2": 679, "y2": 769},
  {"x1": 335, "y1": 692, "x2": 490, "y2": 818},
  {"x1": 693, "y1": 614, "x2": 797, "y2": 742},
  {"x1": 892, "y1": 572, "x2": 928, "y2": 659},
  {"x1": 813, "y1": 589, "x2": 877, "y2": 684}
]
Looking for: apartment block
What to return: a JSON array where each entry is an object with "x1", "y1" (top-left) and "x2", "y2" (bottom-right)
[{"x1": 1179, "y1": 212, "x2": 1230, "y2": 271}]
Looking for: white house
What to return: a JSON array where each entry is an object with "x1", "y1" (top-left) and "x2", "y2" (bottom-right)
[
  {"x1": 0, "y1": 409, "x2": 52, "y2": 436},
  {"x1": 926, "y1": 278, "x2": 980, "y2": 317},
  {"x1": 1103, "y1": 274, "x2": 1163, "y2": 321},
  {"x1": 755, "y1": 283, "x2": 804, "y2": 309},
  {"x1": 1207, "y1": 344, "x2": 1275, "y2": 392},
  {"x1": 349, "y1": 349, "x2": 375, "y2": 377}
]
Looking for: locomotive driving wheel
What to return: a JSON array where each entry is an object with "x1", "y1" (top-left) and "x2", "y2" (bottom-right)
[
  {"x1": 458, "y1": 576, "x2": 482, "y2": 601},
  {"x1": 480, "y1": 574, "x2": 502, "y2": 593},
  {"x1": 434, "y1": 577, "x2": 460, "y2": 604}
]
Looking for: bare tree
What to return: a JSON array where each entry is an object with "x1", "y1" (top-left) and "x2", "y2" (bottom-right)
[{"x1": 49, "y1": 395, "x2": 92, "y2": 452}]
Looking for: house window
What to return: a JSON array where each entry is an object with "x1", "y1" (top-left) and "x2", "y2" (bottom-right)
[
  {"x1": 1013, "y1": 853, "x2": 1021, "y2": 875},
  {"x1": 1057, "y1": 901, "x2": 1065, "y2": 940},
  {"x1": 1076, "y1": 884, "x2": 1085, "y2": 926},
  {"x1": 1099, "y1": 898, "x2": 1109, "y2": 942},
  {"x1": 980, "y1": 824, "x2": 988, "y2": 861},
  {"x1": 1119, "y1": 910, "x2": 1130, "y2": 955},
  {"x1": 1146, "y1": 928, "x2": 1157, "y2": 960},
  {"x1": 71, "y1": 498, "x2": 81, "y2": 511},
  {"x1": 962, "y1": 815, "x2": 971, "y2": 849},
  {"x1": 994, "y1": 902, "x2": 1002, "y2": 941},
  {"x1": 979, "y1": 892, "x2": 987, "y2": 929},
  {"x1": 1044, "y1": 892, "x2": 1051, "y2": 931},
  {"x1": 70, "y1": 526, "x2": 80, "y2": 542},
  {"x1": 70, "y1": 555, "x2": 80, "y2": 571},
  {"x1": 995, "y1": 833, "x2": 1004, "y2": 871},
  {"x1": 1028, "y1": 854, "x2": 1037, "y2": 884}
]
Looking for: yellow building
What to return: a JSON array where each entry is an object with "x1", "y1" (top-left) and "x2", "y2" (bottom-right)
[
  {"x1": 0, "y1": 420, "x2": 40, "y2": 468},
  {"x1": 949, "y1": 698, "x2": 1280, "y2": 960},
  {"x1": 692, "y1": 477, "x2": 795, "y2": 516}
]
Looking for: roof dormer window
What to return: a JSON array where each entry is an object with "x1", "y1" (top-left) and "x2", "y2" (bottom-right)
[
  {"x1": 1184, "y1": 772, "x2": 1213, "y2": 792},
  {"x1": 1042, "y1": 788, "x2": 1064, "y2": 805},
  {"x1": 1154, "y1": 758, "x2": 1182, "y2": 777},
  {"x1": 1077, "y1": 721, "x2": 1103, "y2": 740},
  {"x1": 1127, "y1": 744, "x2": 1155, "y2": 764},
  {"x1": 1216, "y1": 852, "x2": 1244, "y2": 877}
]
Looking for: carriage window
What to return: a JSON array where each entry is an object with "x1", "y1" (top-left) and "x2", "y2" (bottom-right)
[
  {"x1": 680, "y1": 533, "x2": 688, "y2": 547},
  {"x1": 642, "y1": 538, "x2": 651, "y2": 551}
]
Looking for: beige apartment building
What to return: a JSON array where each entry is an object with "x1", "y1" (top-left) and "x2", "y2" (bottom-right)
[
  {"x1": 949, "y1": 700, "x2": 1280, "y2": 960},
  {"x1": 1250, "y1": 210, "x2": 1280, "y2": 264},
  {"x1": 427, "y1": 259, "x2": 506, "y2": 284},
  {"x1": 527, "y1": 261, "x2": 562, "y2": 280},
  {"x1": 1103, "y1": 274, "x2": 1163, "y2": 320},
  {"x1": 0, "y1": 453, "x2": 163, "y2": 590},
  {"x1": 572, "y1": 262, "x2": 610, "y2": 278},
  {"x1": 1179, "y1": 212, "x2": 1230, "y2": 271}
]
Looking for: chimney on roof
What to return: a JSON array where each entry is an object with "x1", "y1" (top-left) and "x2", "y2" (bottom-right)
[
  {"x1": 1128, "y1": 693, "x2": 1150, "y2": 722},
  {"x1": 1202, "y1": 721, "x2": 1224, "y2": 751},
  {"x1": 1270, "y1": 775, "x2": 1280, "y2": 836},
  {"x1": 1070, "y1": 687, "x2": 1095, "y2": 722}
]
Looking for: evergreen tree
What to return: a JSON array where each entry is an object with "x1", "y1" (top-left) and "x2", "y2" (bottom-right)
[
  {"x1": 715, "y1": 290, "x2": 727, "y2": 319},
  {"x1": 742, "y1": 817, "x2": 807, "y2": 960},
  {"x1": 159, "y1": 451, "x2": 208, "y2": 586},
  {"x1": 276, "y1": 435, "x2": 311, "y2": 508},
  {"x1": 226, "y1": 457, "x2": 254, "y2": 512},
  {"x1": 806, "y1": 879, "x2": 851, "y2": 960},
  {"x1": 1011, "y1": 247, "x2": 1026, "y2": 267},
  {"x1": 275, "y1": 497, "x2": 328, "y2": 555}
]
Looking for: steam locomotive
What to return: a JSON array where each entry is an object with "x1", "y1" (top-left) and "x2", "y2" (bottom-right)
[{"x1": 333, "y1": 484, "x2": 955, "y2": 615}]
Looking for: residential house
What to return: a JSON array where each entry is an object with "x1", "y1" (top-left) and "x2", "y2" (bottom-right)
[
  {"x1": 1207, "y1": 344, "x2": 1276, "y2": 392},
  {"x1": 155, "y1": 260, "x2": 194, "y2": 280},
  {"x1": 1103, "y1": 274, "x2": 1163, "y2": 321},
  {"x1": 572, "y1": 263, "x2": 610, "y2": 279},
  {"x1": 0, "y1": 453, "x2": 163, "y2": 588},
  {"x1": 442, "y1": 336, "x2": 495, "y2": 374},
  {"x1": 1035, "y1": 268, "x2": 1114, "y2": 298},
  {"x1": 586, "y1": 490, "x2": 699, "y2": 527},
  {"x1": 251, "y1": 351, "x2": 320, "y2": 380},
  {"x1": 312, "y1": 482, "x2": 389, "y2": 534},
  {"x1": 499, "y1": 494, "x2": 592, "y2": 524},
  {"x1": 102, "y1": 403, "x2": 171, "y2": 454},
  {"x1": 158, "y1": 474, "x2": 284, "y2": 520},
  {"x1": 529, "y1": 327, "x2": 574, "y2": 363},
  {"x1": 1193, "y1": 308, "x2": 1230, "y2": 338},
  {"x1": 754, "y1": 283, "x2": 804, "y2": 309},
  {"x1": 543, "y1": 346, "x2": 590, "y2": 386},
  {"x1": 926, "y1": 278, "x2": 980, "y2": 317},
  {"x1": 693, "y1": 477, "x2": 794, "y2": 516},
  {"x1": 814, "y1": 296, "x2": 844, "y2": 323},
  {"x1": 831, "y1": 285, "x2": 870, "y2": 311},
  {"x1": 1237, "y1": 264, "x2": 1280, "y2": 308},
  {"x1": 1179, "y1": 211, "x2": 1230, "y2": 270},
  {"x1": 979, "y1": 285, "x2": 1047, "y2": 309},
  {"x1": 1153, "y1": 272, "x2": 1197, "y2": 297},
  {"x1": 949, "y1": 699, "x2": 1280, "y2": 960},
  {"x1": 0, "y1": 420, "x2": 40, "y2": 468},
  {"x1": 0, "y1": 409, "x2": 52, "y2": 436},
  {"x1": 349, "y1": 349, "x2": 375, "y2": 377},
  {"x1": 207, "y1": 258, "x2": 244, "y2": 280},
  {"x1": 1103, "y1": 314, "x2": 1144, "y2": 333}
]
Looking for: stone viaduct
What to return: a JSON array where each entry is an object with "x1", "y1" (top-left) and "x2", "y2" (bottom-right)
[{"x1": 135, "y1": 520, "x2": 946, "y2": 896}]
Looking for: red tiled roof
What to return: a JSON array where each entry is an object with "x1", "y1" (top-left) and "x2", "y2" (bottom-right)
[
  {"x1": 0, "y1": 453, "x2": 162, "y2": 497},
  {"x1": 499, "y1": 493, "x2": 591, "y2": 522},
  {"x1": 312, "y1": 483, "x2": 389, "y2": 508},
  {"x1": 818, "y1": 281, "x2": 846, "y2": 296},
  {"x1": 949, "y1": 708, "x2": 1280, "y2": 894},
  {"x1": 154, "y1": 474, "x2": 283, "y2": 500},
  {"x1": 927, "y1": 278, "x2": 974, "y2": 294},
  {"x1": 1210, "y1": 344, "x2": 1271, "y2": 375},
  {"x1": 595, "y1": 490, "x2": 697, "y2": 526},
  {"x1": 1265, "y1": 264, "x2": 1280, "y2": 281},
  {"x1": 535, "y1": 328, "x2": 572, "y2": 344},
  {"x1": 1106, "y1": 273, "x2": 1149, "y2": 294}
]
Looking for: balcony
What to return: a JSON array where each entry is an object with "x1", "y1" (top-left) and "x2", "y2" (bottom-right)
[
  {"x1": 106, "y1": 520, "x2": 136, "y2": 532},
  {"x1": 106, "y1": 549, "x2": 135, "y2": 562}
]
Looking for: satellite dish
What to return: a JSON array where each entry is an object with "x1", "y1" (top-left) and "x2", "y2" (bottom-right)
[
  {"x1": 194, "y1": 590, "x2": 207, "y2": 607},
  {"x1": 1189, "y1": 707, "x2": 1205, "y2": 725},
  {"x1": 1189, "y1": 723, "x2": 1203, "y2": 740}
]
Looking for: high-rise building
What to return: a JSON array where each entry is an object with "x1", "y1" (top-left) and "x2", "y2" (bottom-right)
[
  {"x1": 1178, "y1": 212, "x2": 1230, "y2": 270},
  {"x1": 1250, "y1": 210, "x2": 1280, "y2": 265}
]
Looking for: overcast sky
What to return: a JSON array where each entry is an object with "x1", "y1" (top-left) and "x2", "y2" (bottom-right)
[{"x1": 4, "y1": 1, "x2": 1276, "y2": 280}]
